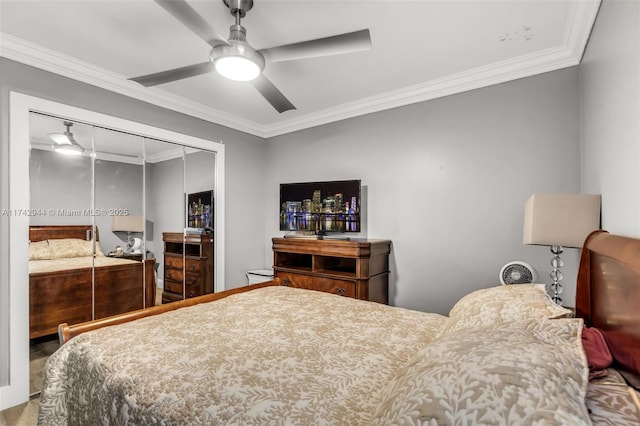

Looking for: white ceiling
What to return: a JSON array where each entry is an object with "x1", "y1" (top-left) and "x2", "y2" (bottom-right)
[{"x1": 1, "y1": 0, "x2": 601, "y2": 138}]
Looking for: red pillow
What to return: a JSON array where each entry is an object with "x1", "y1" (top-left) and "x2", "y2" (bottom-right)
[{"x1": 582, "y1": 326, "x2": 613, "y2": 371}]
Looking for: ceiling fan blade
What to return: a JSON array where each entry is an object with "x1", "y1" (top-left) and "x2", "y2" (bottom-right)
[
  {"x1": 251, "y1": 75, "x2": 296, "y2": 113},
  {"x1": 129, "y1": 62, "x2": 215, "y2": 87},
  {"x1": 155, "y1": 0, "x2": 228, "y2": 48},
  {"x1": 259, "y1": 29, "x2": 371, "y2": 63}
]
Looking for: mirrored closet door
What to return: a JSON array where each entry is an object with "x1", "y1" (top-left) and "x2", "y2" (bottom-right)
[
  {"x1": 4, "y1": 92, "x2": 224, "y2": 409},
  {"x1": 29, "y1": 116, "x2": 95, "y2": 338},
  {"x1": 27, "y1": 112, "x2": 218, "y2": 339}
]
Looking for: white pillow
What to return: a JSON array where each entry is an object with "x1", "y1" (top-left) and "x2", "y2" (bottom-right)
[
  {"x1": 48, "y1": 238, "x2": 105, "y2": 258},
  {"x1": 29, "y1": 240, "x2": 53, "y2": 260},
  {"x1": 439, "y1": 284, "x2": 572, "y2": 336}
]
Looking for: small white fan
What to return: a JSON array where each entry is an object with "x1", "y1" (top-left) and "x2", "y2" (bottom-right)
[{"x1": 499, "y1": 261, "x2": 537, "y2": 285}]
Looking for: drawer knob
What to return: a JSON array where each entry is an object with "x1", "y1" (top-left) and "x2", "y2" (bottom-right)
[
  {"x1": 282, "y1": 278, "x2": 290, "y2": 286},
  {"x1": 189, "y1": 278, "x2": 196, "y2": 285},
  {"x1": 190, "y1": 264, "x2": 196, "y2": 271},
  {"x1": 188, "y1": 290, "x2": 196, "y2": 298},
  {"x1": 336, "y1": 287, "x2": 346, "y2": 296}
]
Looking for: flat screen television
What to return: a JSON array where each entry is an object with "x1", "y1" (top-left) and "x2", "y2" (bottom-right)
[
  {"x1": 186, "y1": 190, "x2": 213, "y2": 230},
  {"x1": 280, "y1": 179, "x2": 361, "y2": 234}
]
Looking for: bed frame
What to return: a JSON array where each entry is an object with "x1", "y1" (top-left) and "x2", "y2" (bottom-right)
[
  {"x1": 58, "y1": 279, "x2": 281, "y2": 344},
  {"x1": 576, "y1": 230, "x2": 640, "y2": 388},
  {"x1": 59, "y1": 230, "x2": 640, "y2": 388},
  {"x1": 30, "y1": 225, "x2": 156, "y2": 339}
]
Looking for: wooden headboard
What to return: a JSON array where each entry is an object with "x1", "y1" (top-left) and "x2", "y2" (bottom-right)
[
  {"x1": 29, "y1": 225, "x2": 99, "y2": 242},
  {"x1": 576, "y1": 230, "x2": 640, "y2": 388}
]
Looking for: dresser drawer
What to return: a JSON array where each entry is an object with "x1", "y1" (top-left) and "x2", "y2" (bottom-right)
[
  {"x1": 162, "y1": 291, "x2": 183, "y2": 304},
  {"x1": 277, "y1": 272, "x2": 356, "y2": 298},
  {"x1": 185, "y1": 258, "x2": 201, "y2": 273},
  {"x1": 164, "y1": 279, "x2": 183, "y2": 295},
  {"x1": 165, "y1": 254, "x2": 183, "y2": 269},
  {"x1": 185, "y1": 284, "x2": 202, "y2": 298},
  {"x1": 165, "y1": 257, "x2": 200, "y2": 274},
  {"x1": 184, "y1": 273, "x2": 201, "y2": 287},
  {"x1": 165, "y1": 268, "x2": 183, "y2": 282}
]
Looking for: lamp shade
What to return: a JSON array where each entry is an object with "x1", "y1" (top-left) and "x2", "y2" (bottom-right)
[
  {"x1": 111, "y1": 215, "x2": 144, "y2": 233},
  {"x1": 523, "y1": 194, "x2": 601, "y2": 248}
]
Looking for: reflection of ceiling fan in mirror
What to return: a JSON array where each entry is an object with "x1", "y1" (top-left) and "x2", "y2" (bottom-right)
[{"x1": 129, "y1": 0, "x2": 372, "y2": 113}]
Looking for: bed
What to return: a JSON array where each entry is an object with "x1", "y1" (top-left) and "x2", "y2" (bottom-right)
[
  {"x1": 29, "y1": 225, "x2": 156, "y2": 339},
  {"x1": 38, "y1": 230, "x2": 640, "y2": 424}
]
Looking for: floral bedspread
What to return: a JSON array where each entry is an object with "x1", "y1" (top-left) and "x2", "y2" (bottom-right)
[{"x1": 38, "y1": 286, "x2": 446, "y2": 425}]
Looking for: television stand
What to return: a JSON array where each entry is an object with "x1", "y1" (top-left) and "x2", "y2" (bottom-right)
[
  {"x1": 283, "y1": 232, "x2": 350, "y2": 241},
  {"x1": 318, "y1": 235, "x2": 350, "y2": 241},
  {"x1": 272, "y1": 237, "x2": 390, "y2": 303}
]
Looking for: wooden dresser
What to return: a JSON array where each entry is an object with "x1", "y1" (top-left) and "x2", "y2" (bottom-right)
[
  {"x1": 162, "y1": 232, "x2": 214, "y2": 304},
  {"x1": 272, "y1": 237, "x2": 391, "y2": 304}
]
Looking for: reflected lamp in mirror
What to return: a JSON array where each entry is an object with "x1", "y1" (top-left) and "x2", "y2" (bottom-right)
[
  {"x1": 523, "y1": 193, "x2": 601, "y2": 305},
  {"x1": 112, "y1": 215, "x2": 144, "y2": 254},
  {"x1": 48, "y1": 121, "x2": 85, "y2": 156}
]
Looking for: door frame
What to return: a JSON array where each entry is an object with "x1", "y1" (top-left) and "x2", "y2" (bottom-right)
[{"x1": 1, "y1": 91, "x2": 225, "y2": 409}]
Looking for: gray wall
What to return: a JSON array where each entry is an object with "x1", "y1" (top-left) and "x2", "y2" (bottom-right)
[
  {"x1": 185, "y1": 150, "x2": 217, "y2": 195},
  {"x1": 29, "y1": 148, "x2": 144, "y2": 254},
  {"x1": 29, "y1": 149, "x2": 93, "y2": 220},
  {"x1": 95, "y1": 158, "x2": 144, "y2": 252},
  {"x1": 265, "y1": 68, "x2": 583, "y2": 315},
  {"x1": 147, "y1": 157, "x2": 184, "y2": 281},
  {"x1": 147, "y1": 150, "x2": 217, "y2": 283},
  {"x1": 580, "y1": 0, "x2": 640, "y2": 237},
  {"x1": 0, "y1": 58, "x2": 267, "y2": 386}
]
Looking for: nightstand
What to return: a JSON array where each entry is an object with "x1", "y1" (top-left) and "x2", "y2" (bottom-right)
[{"x1": 107, "y1": 252, "x2": 143, "y2": 262}]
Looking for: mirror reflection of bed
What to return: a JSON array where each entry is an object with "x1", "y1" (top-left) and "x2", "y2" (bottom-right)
[
  {"x1": 28, "y1": 225, "x2": 156, "y2": 339},
  {"x1": 26, "y1": 111, "x2": 218, "y2": 406},
  {"x1": 29, "y1": 113, "x2": 218, "y2": 306}
]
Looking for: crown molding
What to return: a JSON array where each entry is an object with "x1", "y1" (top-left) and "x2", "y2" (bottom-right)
[
  {"x1": 0, "y1": 0, "x2": 599, "y2": 139},
  {"x1": 262, "y1": 0, "x2": 601, "y2": 137},
  {"x1": 262, "y1": 45, "x2": 573, "y2": 137},
  {"x1": 0, "y1": 32, "x2": 265, "y2": 137}
]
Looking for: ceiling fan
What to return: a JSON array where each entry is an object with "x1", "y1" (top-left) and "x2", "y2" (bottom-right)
[{"x1": 129, "y1": 0, "x2": 372, "y2": 113}]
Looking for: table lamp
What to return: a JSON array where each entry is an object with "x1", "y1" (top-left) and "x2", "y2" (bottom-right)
[
  {"x1": 523, "y1": 193, "x2": 601, "y2": 305},
  {"x1": 112, "y1": 215, "x2": 144, "y2": 253}
]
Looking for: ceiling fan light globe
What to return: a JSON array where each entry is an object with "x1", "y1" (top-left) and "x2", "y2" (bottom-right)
[{"x1": 214, "y1": 56, "x2": 261, "y2": 81}]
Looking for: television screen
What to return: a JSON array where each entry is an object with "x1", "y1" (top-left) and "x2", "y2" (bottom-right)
[
  {"x1": 280, "y1": 180, "x2": 361, "y2": 233},
  {"x1": 187, "y1": 190, "x2": 213, "y2": 230}
]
